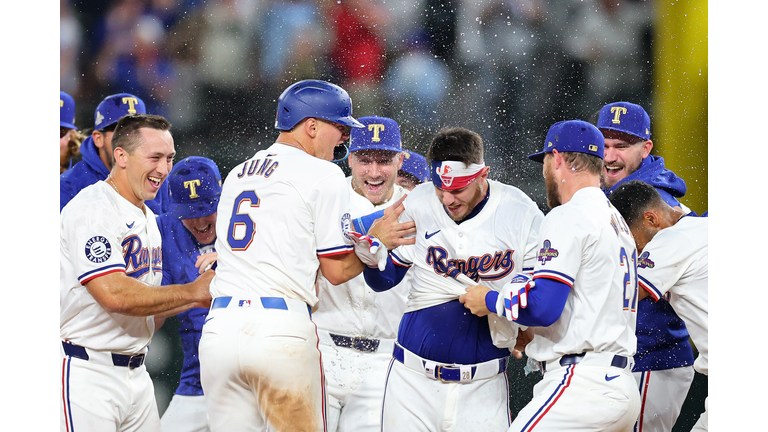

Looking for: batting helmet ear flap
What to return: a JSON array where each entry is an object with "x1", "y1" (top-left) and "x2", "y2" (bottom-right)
[
  {"x1": 331, "y1": 145, "x2": 349, "y2": 164},
  {"x1": 275, "y1": 80, "x2": 364, "y2": 131}
]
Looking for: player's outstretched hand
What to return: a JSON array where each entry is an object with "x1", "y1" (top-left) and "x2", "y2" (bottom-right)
[
  {"x1": 195, "y1": 252, "x2": 218, "y2": 274},
  {"x1": 459, "y1": 284, "x2": 492, "y2": 317},
  {"x1": 368, "y1": 195, "x2": 416, "y2": 250}
]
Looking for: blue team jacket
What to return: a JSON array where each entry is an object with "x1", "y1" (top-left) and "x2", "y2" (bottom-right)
[
  {"x1": 606, "y1": 155, "x2": 695, "y2": 371},
  {"x1": 60, "y1": 136, "x2": 168, "y2": 214},
  {"x1": 156, "y1": 214, "x2": 212, "y2": 396}
]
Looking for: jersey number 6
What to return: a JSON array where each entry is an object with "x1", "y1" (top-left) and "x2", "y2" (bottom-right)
[{"x1": 227, "y1": 190, "x2": 260, "y2": 251}]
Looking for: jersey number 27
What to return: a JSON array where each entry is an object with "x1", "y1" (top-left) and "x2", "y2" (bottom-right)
[{"x1": 621, "y1": 247, "x2": 639, "y2": 312}]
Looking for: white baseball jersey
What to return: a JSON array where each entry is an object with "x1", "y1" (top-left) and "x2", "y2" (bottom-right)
[
  {"x1": 314, "y1": 178, "x2": 409, "y2": 338},
  {"x1": 210, "y1": 143, "x2": 354, "y2": 306},
  {"x1": 393, "y1": 179, "x2": 543, "y2": 344},
  {"x1": 637, "y1": 215, "x2": 708, "y2": 375},
  {"x1": 524, "y1": 187, "x2": 639, "y2": 363},
  {"x1": 60, "y1": 181, "x2": 162, "y2": 353}
]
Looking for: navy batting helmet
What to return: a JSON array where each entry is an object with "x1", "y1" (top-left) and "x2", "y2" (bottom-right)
[{"x1": 274, "y1": 80, "x2": 364, "y2": 131}]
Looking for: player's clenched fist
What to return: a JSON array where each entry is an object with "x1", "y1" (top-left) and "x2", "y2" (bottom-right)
[{"x1": 459, "y1": 285, "x2": 492, "y2": 316}]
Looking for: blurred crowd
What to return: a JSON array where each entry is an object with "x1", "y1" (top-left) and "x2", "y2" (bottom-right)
[{"x1": 61, "y1": 0, "x2": 655, "y2": 203}]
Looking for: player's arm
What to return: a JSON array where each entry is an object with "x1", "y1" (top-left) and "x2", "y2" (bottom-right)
[
  {"x1": 462, "y1": 278, "x2": 570, "y2": 327},
  {"x1": 362, "y1": 254, "x2": 409, "y2": 292},
  {"x1": 318, "y1": 251, "x2": 366, "y2": 286},
  {"x1": 85, "y1": 270, "x2": 213, "y2": 317}
]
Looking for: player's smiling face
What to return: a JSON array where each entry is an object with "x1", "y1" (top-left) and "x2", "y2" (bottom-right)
[
  {"x1": 349, "y1": 150, "x2": 403, "y2": 205},
  {"x1": 601, "y1": 129, "x2": 652, "y2": 189},
  {"x1": 182, "y1": 212, "x2": 217, "y2": 245},
  {"x1": 124, "y1": 128, "x2": 175, "y2": 206}
]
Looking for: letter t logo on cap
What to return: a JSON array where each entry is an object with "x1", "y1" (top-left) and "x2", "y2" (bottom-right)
[
  {"x1": 184, "y1": 179, "x2": 201, "y2": 198},
  {"x1": 610, "y1": 106, "x2": 628, "y2": 124},
  {"x1": 368, "y1": 124, "x2": 385, "y2": 142}
]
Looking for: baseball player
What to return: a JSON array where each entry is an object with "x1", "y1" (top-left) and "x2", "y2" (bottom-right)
[
  {"x1": 361, "y1": 127, "x2": 545, "y2": 432},
  {"x1": 60, "y1": 91, "x2": 84, "y2": 173},
  {"x1": 60, "y1": 92, "x2": 170, "y2": 215},
  {"x1": 396, "y1": 149, "x2": 429, "y2": 191},
  {"x1": 597, "y1": 101, "x2": 696, "y2": 432},
  {"x1": 156, "y1": 156, "x2": 223, "y2": 432},
  {"x1": 197, "y1": 80, "x2": 414, "y2": 432},
  {"x1": 60, "y1": 114, "x2": 213, "y2": 432},
  {"x1": 608, "y1": 180, "x2": 708, "y2": 431},
  {"x1": 462, "y1": 120, "x2": 641, "y2": 431},
  {"x1": 314, "y1": 115, "x2": 410, "y2": 432}
]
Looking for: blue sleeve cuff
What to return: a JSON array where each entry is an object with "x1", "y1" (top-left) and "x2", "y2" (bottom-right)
[
  {"x1": 485, "y1": 290, "x2": 500, "y2": 315},
  {"x1": 352, "y1": 210, "x2": 385, "y2": 234},
  {"x1": 362, "y1": 256, "x2": 408, "y2": 292}
]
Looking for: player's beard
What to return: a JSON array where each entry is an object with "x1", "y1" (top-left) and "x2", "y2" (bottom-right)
[{"x1": 544, "y1": 166, "x2": 562, "y2": 209}]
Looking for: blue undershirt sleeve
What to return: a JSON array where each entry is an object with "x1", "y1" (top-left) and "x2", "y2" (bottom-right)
[
  {"x1": 483, "y1": 278, "x2": 571, "y2": 327},
  {"x1": 362, "y1": 255, "x2": 408, "y2": 292},
  {"x1": 352, "y1": 209, "x2": 385, "y2": 234}
]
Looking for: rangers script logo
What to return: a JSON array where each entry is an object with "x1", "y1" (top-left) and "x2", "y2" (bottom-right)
[{"x1": 85, "y1": 236, "x2": 112, "y2": 263}]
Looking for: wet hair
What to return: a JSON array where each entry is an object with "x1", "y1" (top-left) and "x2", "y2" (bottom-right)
[
  {"x1": 111, "y1": 114, "x2": 172, "y2": 161},
  {"x1": 426, "y1": 127, "x2": 484, "y2": 165},
  {"x1": 561, "y1": 152, "x2": 604, "y2": 176},
  {"x1": 608, "y1": 180, "x2": 666, "y2": 228}
]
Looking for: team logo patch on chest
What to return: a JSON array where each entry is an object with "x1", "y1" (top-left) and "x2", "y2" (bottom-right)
[
  {"x1": 638, "y1": 251, "x2": 655, "y2": 269},
  {"x1": 85, "y1": 236, "x2": 112, "y2": 263},
  {"x1": 537, "y1": 240, "x2": 559, "y2": 265}
]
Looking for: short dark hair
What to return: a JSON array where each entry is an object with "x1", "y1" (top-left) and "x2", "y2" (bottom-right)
[
  {"x1": 111, "y1": 114, "x2": 172, "y2": 160},
  {"x1": 426, "y1": 127, "x2": 484, "y2": 165},
  {"x1": 608, "y1": 180, "x2": 666, "y2": 227}
]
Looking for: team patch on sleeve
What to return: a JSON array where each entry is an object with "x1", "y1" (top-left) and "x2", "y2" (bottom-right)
[
  {"x1": 84, "y1": 236, "x2": 112, "y2": 263},
  {"x1": 341, "y1": 212, "x2": 352, "y2": 240},
  {"x1": 536, "y1": 240, "x2": 559, "y2": 265},
  {"x1": 637, "y1": 251, "x2": 655, "y2": 269}
]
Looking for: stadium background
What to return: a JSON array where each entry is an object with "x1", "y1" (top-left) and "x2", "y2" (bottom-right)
[{"x1": 60, "y1": 0, "x2": 707, "y2": 429}]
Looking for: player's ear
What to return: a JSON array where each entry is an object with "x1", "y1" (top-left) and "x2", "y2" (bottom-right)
[
  {"x1": 642, "y1": 209, "x2": 662, "y2": 228},
  {"x1": 641, "y1": 139, "x2": 653, "y2": 158},
  {"x1": 92, "y1": 130, "x2": 105, "y2": 149},
  {"x1": 113, "y1": 146, "x2": 128, "y2": 168},
  {"x1": 305, "y1": 118, "x2": 319, "y2": 138},
  {"x1": 396, "y1": 152, "x2": 404, "y2": 170}
]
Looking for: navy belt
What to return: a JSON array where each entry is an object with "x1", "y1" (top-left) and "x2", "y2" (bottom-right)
[
  {"x1": 541, "y1": 352, "x2": 628, "y2": 373},
  {"x1": 62, "y1": 341, "x2": 145, "y2": 369},
  {"x1": 329, "y1": 333, "x2": 380, "y2": 353},
  {"x1": 393, "y1": 343, "x2": 507, "y2": 383}
]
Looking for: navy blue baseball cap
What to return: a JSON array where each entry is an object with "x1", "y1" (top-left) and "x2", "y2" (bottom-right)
[
  {"x1": 528, "y1": 120, "x2": 605, "y2": 163},
  {"x1": 400, "y1": 150, "x2": 429, "y2": 183},
  {"x1": 596, "y1": 101, "x2": 651, "y2": 140},
  {"x1": 167, "y1": 157, "x2": 222, "y2": 220},
  {"x1": 94, "y1": 93, "x2": 147, "y2": 130},
  {"x1": 349, "y1": 116, "x2": 402, "y2": 153},
  {"x1": 60, "y1": 91, "x2": 77, "y2": 129}
]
